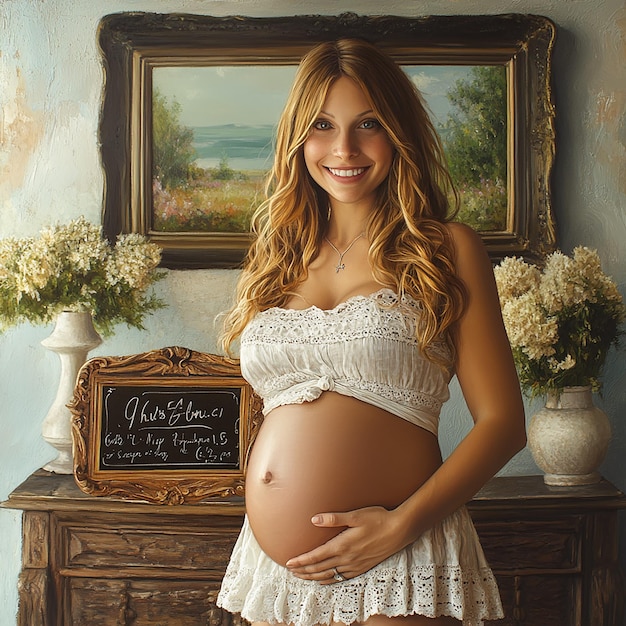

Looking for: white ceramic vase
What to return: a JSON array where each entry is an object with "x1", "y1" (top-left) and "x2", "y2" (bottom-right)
[
  {"x1": 528, "y1": 386, "x2": 611, "y2": 486},
  {"x1": 41, "y1": 310, "x2": 102, "y2": 474}
]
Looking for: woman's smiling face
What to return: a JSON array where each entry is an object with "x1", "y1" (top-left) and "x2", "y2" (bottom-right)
[{"x1": 303, "y1": 76, "x2": 394, "y2": 211}]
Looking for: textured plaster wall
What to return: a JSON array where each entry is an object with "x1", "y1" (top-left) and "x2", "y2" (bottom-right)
[{"x1": 1, "y1": 0, "x2": 625, "y2": 623}]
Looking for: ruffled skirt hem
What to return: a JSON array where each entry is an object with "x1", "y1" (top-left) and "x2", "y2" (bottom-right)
[{"x1": 217, "y1": 507, "x2": 503, "y2": 626}]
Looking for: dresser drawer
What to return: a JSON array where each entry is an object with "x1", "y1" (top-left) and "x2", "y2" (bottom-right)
[
  {"x1": 491, "y1": 574, "x2": 579, "y2": 625},
  {"x1": 64, "y1": 577, "x2": 246, "y2": 626},
  {"x1": 58, "y1": 514, "x2": 242, "y2": 573},
  {"x1": 474, "y1": 518, "x2": 581, "y2": 573}
]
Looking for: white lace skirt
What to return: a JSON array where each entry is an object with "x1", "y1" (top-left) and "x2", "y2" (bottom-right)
[{"x1": 217, "y1": 507, "x2": 503, "y2": 626}]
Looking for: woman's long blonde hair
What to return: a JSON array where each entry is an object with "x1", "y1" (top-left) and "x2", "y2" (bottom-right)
[{"x1": 221, "y1": 39, "x2": 467, "y2": 362}]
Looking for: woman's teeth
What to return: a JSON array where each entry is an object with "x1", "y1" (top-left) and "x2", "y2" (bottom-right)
[{"x1": 328, "y1": 167, "x2": 365, "y2": 177}]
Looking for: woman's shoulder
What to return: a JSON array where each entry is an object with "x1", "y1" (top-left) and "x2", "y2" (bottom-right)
[
  {"x1": 443, "y1": 222, "x2": 489, "y2": 268},
  {"x1": 444, "y1": 221, "x2": 483, "y2": 252},
  {"x1": 441, "y1": 221, "x2": 495, "y2": 296}
]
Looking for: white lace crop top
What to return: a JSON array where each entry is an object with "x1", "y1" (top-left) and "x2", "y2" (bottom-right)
[{"x1": 240, "y1": 288, "x2": 453, "y2": 436}]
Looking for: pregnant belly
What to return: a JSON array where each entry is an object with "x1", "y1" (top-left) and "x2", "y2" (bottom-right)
[{"x1": 244, "y1": 393, "x2": 441, "y2": 566}]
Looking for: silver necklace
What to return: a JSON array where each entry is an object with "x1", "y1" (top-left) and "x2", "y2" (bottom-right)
[{"x1": 324, "y1": 232, "x2": 364, "y2": 273}]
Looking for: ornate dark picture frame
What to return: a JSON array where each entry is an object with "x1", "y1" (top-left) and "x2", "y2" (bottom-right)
[{"x1": 99, "y1": 12, "x2": 556, "y2": 268}]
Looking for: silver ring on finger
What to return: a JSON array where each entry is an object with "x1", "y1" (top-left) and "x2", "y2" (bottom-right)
[{"x1": 332, "y1": 567, "x2": 346, "y2": 582}]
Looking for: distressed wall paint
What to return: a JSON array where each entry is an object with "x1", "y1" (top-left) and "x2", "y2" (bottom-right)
[
  {"x1": 591, "y1": 6, "x2": 626, "y2": 198},
  {"x1": 594, "y1": 86, "x2": 626, "y2": 196},
  {"x1": 0, "y1": 63, "x2": 45, "y2": 230},
  {"x1": 1, "y1": 1, "x2": 625, "y2": 624}
]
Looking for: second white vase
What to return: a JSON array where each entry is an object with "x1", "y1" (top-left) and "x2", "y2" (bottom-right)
[{"x1": 528, "y1": 386, "x2": 611, "y2": 486}]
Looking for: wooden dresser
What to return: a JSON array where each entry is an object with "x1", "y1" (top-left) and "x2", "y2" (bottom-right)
[{"x1": 3, "y1": 472, "x2": 625, "y2": 626}]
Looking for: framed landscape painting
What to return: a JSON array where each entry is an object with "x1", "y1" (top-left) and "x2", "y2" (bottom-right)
[{"x1": 99, "y1": 12, "x2": 556, "y2": 268}]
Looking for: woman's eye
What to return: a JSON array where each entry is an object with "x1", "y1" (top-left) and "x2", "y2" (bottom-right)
[
  {"x1": 313, "y1": 120, "x2": 332, "y2": 130},
  {"x1": 360, "y1": 119, "x2": 380, "y2": 130}
]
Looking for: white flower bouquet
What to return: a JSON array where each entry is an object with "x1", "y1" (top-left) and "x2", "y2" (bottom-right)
[
  {"x1": 0, "y1": 217, "x2": 166, "y2": 336},
  {"x1": 494, "y1": 247, "x2": 625, "y2": 397}
]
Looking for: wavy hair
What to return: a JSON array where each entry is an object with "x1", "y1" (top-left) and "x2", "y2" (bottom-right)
[{"x1": 221, "y1": 39, "x2": 467, "y2": 364}]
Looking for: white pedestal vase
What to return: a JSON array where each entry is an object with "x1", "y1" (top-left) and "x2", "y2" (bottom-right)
[
  {"x1": 528, "y1": 386, "x2": 611, "y2": 486},
  {"x1": 41, "y1": 310, "x2": 102, "y2": 474}
]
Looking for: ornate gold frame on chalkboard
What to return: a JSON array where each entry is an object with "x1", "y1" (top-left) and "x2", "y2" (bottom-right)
[
  {"x1": 69, "y1": 346, "x2": 263, "y2": 504},
  {"x1": 99, "y1": 12, "x2": 556, "y2": 268}
]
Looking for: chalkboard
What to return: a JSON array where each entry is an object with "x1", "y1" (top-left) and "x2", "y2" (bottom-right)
[
  {"x1": 70, "y1": 347, "x2": 263, "y2": 504},
  {"x1": 99, "y1": 384, "x2": 241, "y2": 470}
]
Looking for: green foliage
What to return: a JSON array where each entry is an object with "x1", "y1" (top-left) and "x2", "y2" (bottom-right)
[
  {"x1": 152, "y1": 88, "x2": 197, "y2": 189},
  {"x1": 443, "y1": 66, "x2": 507, "y2": 188},
  {"x1": 210, "y1": 155, "x2": 236, "y2": 181}
]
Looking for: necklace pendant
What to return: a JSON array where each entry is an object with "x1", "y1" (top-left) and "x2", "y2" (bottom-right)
[{"x1": 325, "y1": 232, "x2": 364, "y2": 275}]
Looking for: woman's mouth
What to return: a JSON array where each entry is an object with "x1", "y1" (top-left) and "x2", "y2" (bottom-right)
[{"x1": 326, "y1": 166, "x2": 367, "y2": 178}]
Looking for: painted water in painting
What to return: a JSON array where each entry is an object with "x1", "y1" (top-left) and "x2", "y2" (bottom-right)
[{"x1": 152, "y1": 64, "x2": 507, "y2": 234}]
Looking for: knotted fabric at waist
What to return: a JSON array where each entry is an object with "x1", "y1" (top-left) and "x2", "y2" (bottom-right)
[{"x1": 261, "y1": 374, "x2": 440, "y2": 436}]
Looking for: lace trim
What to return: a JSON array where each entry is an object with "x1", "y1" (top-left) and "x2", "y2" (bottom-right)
[
  {"x1": 243, "y1": 289, "x2": 417, "y2": 345},
  {"x1": 219, "y1": 563, "x2": 501, "y2": 626},
  {"x1": 243, "y1": 288, "x2": 451, "y2": 360},
  {"x1": 261, "y1": 373, "x2": 443, "y2": 413}
]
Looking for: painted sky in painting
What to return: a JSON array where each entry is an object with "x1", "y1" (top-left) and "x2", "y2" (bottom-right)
[{"x1": 153, "y1": 64, "x2": 477, "y2": 128}]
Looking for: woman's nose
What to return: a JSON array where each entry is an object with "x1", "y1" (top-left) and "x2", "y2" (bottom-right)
[{"x1": 332, "y1": 130, "x2": 360, "y2": 159}]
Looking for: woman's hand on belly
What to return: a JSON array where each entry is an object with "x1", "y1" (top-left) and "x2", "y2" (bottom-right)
[
  {"x1": 285, "y1": 504, "x2": 412, "y2": 584},
  {"x1": 245, "y1": 394, "x2": 442, "y2": 566}
]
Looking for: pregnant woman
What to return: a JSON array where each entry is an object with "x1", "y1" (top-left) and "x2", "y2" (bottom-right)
[{"x1": 217, "y1": 38, "x2": 526, "y2": 626}]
